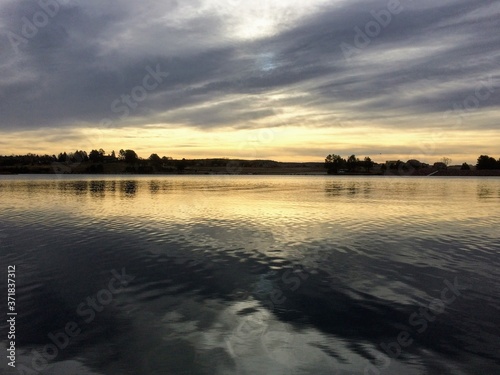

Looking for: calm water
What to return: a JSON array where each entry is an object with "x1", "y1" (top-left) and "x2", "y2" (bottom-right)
[{"x1": 1, "y1": 175, "x2": 499, "y2": 375}]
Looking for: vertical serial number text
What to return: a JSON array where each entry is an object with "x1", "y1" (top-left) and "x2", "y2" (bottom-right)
[{"x1": 7, "y1": 265, "x2": 16, "y2": 368}]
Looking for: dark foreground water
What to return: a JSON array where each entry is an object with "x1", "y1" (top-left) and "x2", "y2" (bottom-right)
[{"x1": 0, "y1": 175, "x2": 499, "y2": 375}]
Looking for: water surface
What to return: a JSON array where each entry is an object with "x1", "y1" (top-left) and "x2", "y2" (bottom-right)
[{"x1": 1, "y1": 175, "x2": 499, "y2": 374}]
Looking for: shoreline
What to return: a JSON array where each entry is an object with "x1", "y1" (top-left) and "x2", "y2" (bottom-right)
[
  {"x1": 1, "y1": 160, "x2": 500, "y2": 177},
  {"x1": 2, "y1": 170, "x2": 500, "y2": 177}
]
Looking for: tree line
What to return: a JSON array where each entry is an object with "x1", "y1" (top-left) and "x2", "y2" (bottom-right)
[
  {"x1": 0, "y1": 149, "x2": 173, "y2": 166},
  {"x1": 324, "y1": 154, "x2": 500, "y2": 174},
  {"x1": 476, "y1": 155, "x2": 500, "y2": 170},
  {"x1": 324, "y1": 154, "x2": 374, "y2": 174},
  {"x1": 0, "y1": 149, "x2": 182, "y2": 174},
  {"x1": 1, "y1": 150, "x2": 499, "y2": 172},
  {"x1": 0, "y1": 149, "x2": 281, "y2": 174}
]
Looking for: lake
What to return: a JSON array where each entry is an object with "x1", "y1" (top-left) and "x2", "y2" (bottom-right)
[{"x1": 1, "y1": 175, "x2": 499, "y2": 375}]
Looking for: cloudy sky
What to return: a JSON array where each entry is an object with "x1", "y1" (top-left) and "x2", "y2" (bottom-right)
[{"x1": 0, "y1": 0, "x2": 499, "y2": 163}]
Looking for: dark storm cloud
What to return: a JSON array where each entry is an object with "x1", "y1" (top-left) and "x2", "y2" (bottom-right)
[{"x1": 0, "y1": 0, "x2": 499, "y2": 131}]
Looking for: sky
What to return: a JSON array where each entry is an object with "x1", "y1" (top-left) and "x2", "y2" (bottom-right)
[{"x1": 0, "y1": 0, "x2": 499, "y2": 163}]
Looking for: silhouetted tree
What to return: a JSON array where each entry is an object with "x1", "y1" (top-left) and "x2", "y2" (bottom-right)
[
  {"x1": 325, "y1": 154, "x2": 346, "y2": 174},
  {"x1": 407, "y1": 160, "x2": 422, "y2": 169},
  {"x1": 123, "y1": 150, "x2": 139, "y2": 164},
  {"x1": 89, "y1": 150, "x2": 102, "y2": 163},
  {"x1": 476, "y1": 155, "x2": 499, "y2": 170},
  {"x1": 149, "y1": 153, "x2": 161, "y2": 165},
  {"x1": 441, "y1": 157, "x2": 452, "y2": 166},
  {"x1": 346, "y1": 155, "x2": 359, "y2": 172},
  {"x1": 461, "y1": 162, "x2": 470, "y2": 170},
  {"x1": 68, "y1": 150, "x2": 87, "y2": 163},
  {"x1": 57, "y1": 152, "x2": 68, "y2": 162},
  {"x1": 363, "y1": 156, "x2": 374, "y2": 172},
  {"x1": 389, "y1": 160, "x2": 403, "y2": 170},
  {"x1": 118, "y1": 149, "x2": 126, "y2": 161}
]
